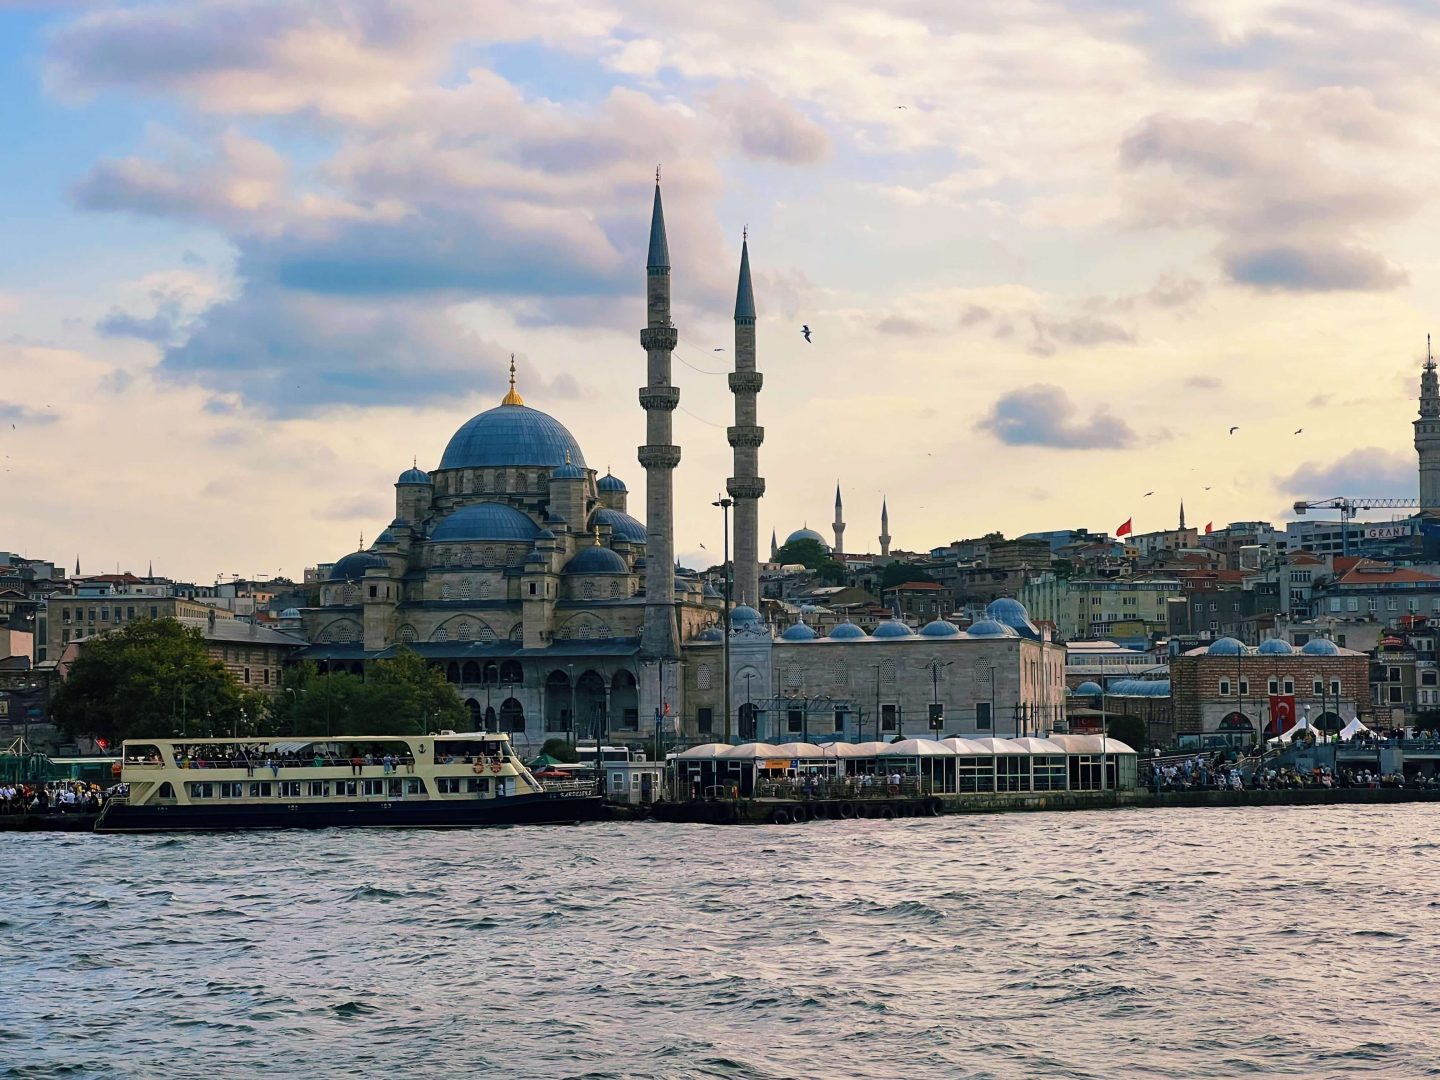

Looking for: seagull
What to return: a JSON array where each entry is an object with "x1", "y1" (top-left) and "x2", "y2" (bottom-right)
[
  {"x1": 801, "y1": 325, "x2": 812, "y2": 343},
  {"x1": 1294, "y1": 428, "x2": 1303, "y2": 435},
  {"x1": 713, "y1": 347, "x2": 725, "y2": 352},
  {"x1": 1143, "y1": 491, "x2": 1154, "y2": 497},
  {"x1": 896, "y1": 105, "x2": 907, "y2": 109},
  {"x1": 1229, "y1": 426, "x2": 1239, "y2": 435},
  {"x1": 1203, "y1": 486, "x2": 1211, "y2": 491}
]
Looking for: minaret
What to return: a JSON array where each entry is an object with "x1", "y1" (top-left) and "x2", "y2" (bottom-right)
[
  {"x1": 638, "y1": 172, "x2": 682, "y2": 659},
  {"x1": 1179, "y1": 501, "x2": 1186, "y2": 531},
  {"x1": 727, "y1": 230, "x2": 764, "y2": 606},
  {"x1": 770, "y1": 529, "x2": 779, "y2": 561},
  {"x1": 1417, "y1": 335, "x2": 1440, "y2": 513},
  {"x1": 832, "y1": 484, "x2": 846, "y2": 557},
  {"x1": 879, "y1": 498, "x2": 891, "y2": 558}
]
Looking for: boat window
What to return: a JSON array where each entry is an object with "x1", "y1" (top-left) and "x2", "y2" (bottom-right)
[
  {"x1": 157, "y1": 782, "x2": 175, "y2": 799},
  {"x1": 249, "y1": 782, "x2": 273, "y2": 798},
  {"x1": 437, "y1": 778, "x2": 461, "y2": 794},
  {"x1": 466, "y1": 777, "x2": 491, "y2": 794},
  {"x1": 404, "y1": 778, "x2": 424, "y2": 796},
  {"x1": 362, "y1": 779, "x2": 384, "y2": 796},
  {"x1": 219, "y1": 782, "x2": 244, "y2": 799},
  {"x1": 278, "y1": 781, "x2": 301, "y2": 798},
  {"x1": 387, "y1": 779, "x2": 404, "y2": 797},
  {"x1": 308, "y1": 781, "x2": 329, "y2": 797},
  {"x1": 339, "y1": 780, "x2": 358, "y2": 797},
  {"x1": 189, "y1": 782, "x2": 214, "y2": 799}
]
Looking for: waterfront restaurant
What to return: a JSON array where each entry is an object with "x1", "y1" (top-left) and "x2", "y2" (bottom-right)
[{"x1": 669, "y1": 736, "x2": 1137, "y2": 799}]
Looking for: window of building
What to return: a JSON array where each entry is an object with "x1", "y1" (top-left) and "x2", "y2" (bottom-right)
[
  {"x1": 1410, "y1": 598, "x2": 1420, "y2": 612},
  {"x1": 697, "y1": 707, "x2": 713, "y2": 734},
  {"x1": 880, "y1": 704, "x2": 897, "y2": 731},
  {"x1": 150, "y1": 606, "x2": 158, "y2": 618},
  {"x1": 1219, "y1": 678, "x2": 1231, "y2": 696},
  {"x1": 1423, "y1": 671, "x2": 1438, "y2": 687},
  {"x1": 833, "y1": 709, "x2": 846, "y2": 732},
  {"x1": 1313, "y1": 679, "x2": 1324, "y2": 695},
  {"x1": 1330, "y1": 679, "x2": 1342, "y2": 696},
  {"x1": 1389, "y1": 686, "x2": 1403, "y2": 704},
  {"x1": 975, "y1": 702, "x2": 991, "y2": 730},
  {"x1": 786, "y1": 709, "x2": 804, "y2": 734},
  {"x1": 1269, "y1": 677, "x2": 1279, "y2": 695},
  {"x1": 529, "y1": 582, "x2": 538, "y2": 596},
  {"x1": 1346, "y1": 598, "x2": 1358, "y2": 612},
  {"x1": 369, "y1": 585, "x2": 377, "y2": 598},
  {"x1": 243, "y1": 668, "x2": 250, "y2": 683},
  {"x1": 1388, "y1": 598, "x2": 1399, "y2": 611},
  {"x1": 126, "y1": 606, "x2": 135, "y2": 619},
  {"x1": 1389, "y1": 666, "x2": 1401, "y2": 681},
  {"x1": 1329, "y1": 599, "x2": 1341, "y2": 613},
  {"x1": 1283, "y1": 678, "x2": 1295, "y2": 694},
  {"x1": 1238, "y1": 679, "x2": 1249, "y2": 696}
]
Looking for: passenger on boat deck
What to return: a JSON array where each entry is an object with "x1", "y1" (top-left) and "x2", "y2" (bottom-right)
[{"x1": 350, "y1": 755, "x2": 364, "y2": 775}]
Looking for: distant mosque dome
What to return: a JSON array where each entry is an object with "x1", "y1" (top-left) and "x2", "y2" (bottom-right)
[
  {"x1": 828, "y1": 621, "x2": 868, "y2": 640},
  {"x1": 1301, "y1": 638, "x2": 1341, "y2": 656},
  {"x1": 431, "y1": 503, "x2": 541, "y2": 543},
  {"x1": 328, "y1": 551, "x2": 386, "y2": 581},
  {"x1": 1206, "y1": 637, "x2": 1247, "y2": 656},
  {"x1": 1073, "y1": 680, "x2": 1104, "y2": 696},
  {"x1": 597, "y1": 472, "x2": 627, "y2": 493},
  {"x1": 966, "y1": 618, "x2": 1017, "y2": 638},
  {"x1": 280, "y1": 607, "x2": 301, "y2": 619},
  {"x1": 563, "y1": 545, "x2": 628, "y2": 574},
  {"x1": 872, "y1": 619, "x2": 915, "y2": 639},
  {"x1": 985, "y1": 597, "x2": 1040, "y2": 638},
  {"x1": 591, "y1": 508, "x2": 647, "y2": 544},
  {"x1": 695, "y1": 626, "x2": 724, "y2": 642},
  {"x1": 1257, "y1": 638, "x2": 1294, "y2": 655},
  {"x1": 784, "y1": 527, "x2": 830, "y2": 551},
  {"x1": 731, "y1": 605, "x2": 763, "y2": 625},
  {"x1": 396, "y1": 466, "x2": 430, "y2": 485},
  {"x1": 780, "y1": 621, "x2": 819, "y2": 641},
  {"x1": 919, "y1": 618, "x2": 961, "y2": 637}
]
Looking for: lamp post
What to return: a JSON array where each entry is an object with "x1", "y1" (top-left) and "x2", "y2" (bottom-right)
[
  {"x1": 566, "y1": 663, "x2": 576, "y2": 751},
  {"x1": 873, "y1": 664, "x2": 882, "y2": 742},
  {"x1": 713, "y1": 496, "x2": 734, "y2": 744},
  {"x1": 741, "y1": 670, "x2": 756, "y2": 742}
]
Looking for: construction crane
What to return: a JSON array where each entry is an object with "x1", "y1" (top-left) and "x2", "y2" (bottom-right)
[{"x1": 1291, "y1": 496, "x2": 1420, "y2": 556}]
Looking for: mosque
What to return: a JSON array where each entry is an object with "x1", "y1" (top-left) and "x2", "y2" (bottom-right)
[{"x1": 297, "y1": 179, "x2": 1064, "y2": 747}]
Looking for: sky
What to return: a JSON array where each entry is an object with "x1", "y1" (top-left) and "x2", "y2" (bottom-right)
[{"x1": 3, "y1": 0, "x2": 1439, "y2": 583}]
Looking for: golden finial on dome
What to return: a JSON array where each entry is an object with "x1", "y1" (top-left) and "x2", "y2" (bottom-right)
[
  {"x1": 594, "y1": 524, "x2": 602, "y2": 545},
  {"x1": 502, "y1": 353, "x2": 524, "y2": 406}
]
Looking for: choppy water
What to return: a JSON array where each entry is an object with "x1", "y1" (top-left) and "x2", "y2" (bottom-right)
[{"x1": 3, "y1": 806, "x2": 1439, "y2": 1079}]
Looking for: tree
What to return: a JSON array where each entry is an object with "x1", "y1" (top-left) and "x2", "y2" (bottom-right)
[
  {"x1": 775, "y1": 538, "x2": 830, "y2": 569},
  {"x1": 51, "y1": 618, "x2": 247, "y2": 745},
  {"x1": 266, "y1": 649, "x2": 466, "y2": 738},
  {"x1": 1106, "y1": 714, "x2": 1148, "y2": 752},
  {"x1": 881, "y1": 561, "x2": 934, "y2": 589},
  {"x1": 816, "y1": 559, "x2": 847, "y2": 585},
  {"x1": 540, "y1": 737, "x2": 579, "y2": 763}
]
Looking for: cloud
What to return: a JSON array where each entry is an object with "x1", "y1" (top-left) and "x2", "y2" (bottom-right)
[
  {"x1": 319, "y1": 494, "x2": 390, "y2": 522},
  {"x1": 1222, "y1": 243, "x2": 1406, "y2": 292},
  {"x1": 1029, "y1": 313, "x2": 1133, "y2": 356},
  {"x1": 1184, "y1": 374, "x2": 1222, "y2": 390},
  {"x1": 977, "y1": 384, "x2": 1136, "y2": 449},
  {"x1": 96, "y1": 300, "x2": 186, "y2": 345},
  {"x1": 707, "y1": 83, "x2": 831, "y2": 165},
  {"x1": 875, "y1": 314, "x2": 931, "y2": 337},
  {"x1": 1281, "y1": 448, "x2": 1415, "y2": 500},
  {"x1": 0, "y1": 402, "x2": 59, "y2": 426}
]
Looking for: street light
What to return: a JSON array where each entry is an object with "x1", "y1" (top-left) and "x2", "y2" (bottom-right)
[
  {"x1": 711, "y1": 496, "x2": 735, "y2": 745},
  {"x1": 741, "y1": 670, "x2": 756, "y2": 742}
]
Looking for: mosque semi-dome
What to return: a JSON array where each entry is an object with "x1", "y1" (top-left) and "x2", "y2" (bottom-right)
[
  {"x1": 591, "y1": 507, "x2": 647, "y2": 544},
  {"x1": 430, "y1": 502, "x2": 542, "y2": 543},
  {"x1": 1257, "y1": 638, "x2": 1294, "y2": 655},
  {"x1": 564, "y1": 545, "x2": 629, "y2": 575},
  {"x1": 439, "y1": 403, "x2": 587, "y2": 471},
  {"x1": 1206, "y1": 637, "x2": 1247, "y2": 656},
  {"x1": 828, "y1": 621, "x2": 868, "y2": 640},
  {"x1": 780, "y1": 621, "x2": 819, "y2": 641},
  {"x1": 329, "y1": 551, "x2": 387, "y2": 581},
  {"x1": 1301, "y1": 638, "x2": 1341, "y2": 656}
]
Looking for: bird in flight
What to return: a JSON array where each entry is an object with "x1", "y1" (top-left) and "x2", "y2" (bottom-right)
[
  {"x1": 1229, "y1": 426, "x2": 1239, "y2": 435},
  {"x1": 1143, "y1": 491, "x2": 1154, "y2": 497},
  {"x1": 896, "y1": 105, "x2": 907, "y2": 109},
  {"x1": 1293, "y1": 428, "x2": 1303, "y2": 435},
  {"x1": 1203, "y1": 486, "x2": 1212, "y2": 491},
  {"x1": 801, "y1": 325, "x2": 812, "y2": 343},
  {"x1": 713, "y1": 347, "x2": 725, "y2": 352}
]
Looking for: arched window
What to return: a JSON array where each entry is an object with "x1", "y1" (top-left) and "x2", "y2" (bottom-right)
[
  {"x1": 342, "y1": 583, "x2": 357, "y2": 604},
  {"x1": 460, "y1": 577, "x2": 473, "y2": 599},
  {"x1": 609, "y1": 581, "x2": 622, "y2": 598},
  {"x1": 462, "y1": 546, "x2": 474, "y2": 565},
  {"x1": 477, "y1": 578, "x2": 490, "y2": 598},
  {"x1": 483, "y1": 663, "x2": 499, "y2": 685},
  {"x1": 434, "y1": 628, "x2": 450, "y2": 642},
  {"x1": 697, "y1": 663, "x2": 712, "y2": 690},
  {"x1": 477, "y1": 624, "x2": 496, "y2": 642},
  {"x1": 583, "y1": 580, "x2": 596, "y2": 599},
  {"x1": 458, "y1": 622, "x2": 472, "y2": 641},
  {"x1": 397, "y1": 625, "x2": 417, "y2": 644},
  {"x1": 484, "y1": 545, "x2": 500, "y2": 565},
  {"x1": 440, "y1": 582, "x2": 452, "y2": 600},
  {"x1": 445, "y1": 662, "x2": 460, "y2": 683},
  {"x1": 500, "y1": 660, "x2": 524, "y2": 685},
  {"x1": 462, "y1": 661, "x2": 480, "y2": 683}
]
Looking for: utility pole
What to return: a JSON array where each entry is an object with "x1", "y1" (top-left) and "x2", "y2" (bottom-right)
[{"x1": 713, "y1": 496, "x2": 734, "y2": 743}]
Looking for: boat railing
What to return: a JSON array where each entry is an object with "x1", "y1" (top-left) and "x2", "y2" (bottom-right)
[
  {"x1": 753, "y1": 777, "x2": 932, "y2": 800},
  {"x1": 542, "y1": 779, "x2": 598, "y2": 796}
]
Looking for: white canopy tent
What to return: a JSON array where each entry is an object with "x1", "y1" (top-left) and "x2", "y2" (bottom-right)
[{"x1": 1338, "y1": 718, "x2": 1371, "y2": 742}]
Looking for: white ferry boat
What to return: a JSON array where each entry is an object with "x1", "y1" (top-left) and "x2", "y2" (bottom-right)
[{"x1": 94, "y1": 731, "x2": 604, "y2": 833}]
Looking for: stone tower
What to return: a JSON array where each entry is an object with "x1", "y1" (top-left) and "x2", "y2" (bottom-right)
[
  {"x1": 1179, "y1": 500, "x2": 1186, "y2": 531},
  {"x1": 832, "y1": 483, "x2": 846, "y2": 557},
  {"x1": 879, "y1": 498, "x2": 891, "y2": 558},
  {"x1": 727, "y1": 233, "x2": 765, "y2": 607},
  {"x1": 639, "y1": 177, "x2": 681, "y2": 659},
  {"x1": 1418, "y1": 337, "x2": 1440, "y2": 514}
]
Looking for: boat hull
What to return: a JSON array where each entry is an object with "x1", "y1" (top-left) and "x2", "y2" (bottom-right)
[{"x1": 94, "y1": 792, "x2": 605, "y2": 833}]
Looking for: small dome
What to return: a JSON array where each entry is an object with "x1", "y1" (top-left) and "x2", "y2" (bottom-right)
[
  {"x1": 784, "y1": 527, "x2": 830, "y2": 550},
  {"x1": 780, "y1": 621, "x2": 819, "y2": 641},
  {"x1": 591, "y1": 507, "x2": 647, "y2": 544},
  {"x1": 1073, "y1": 681, "x2": 1104, "y2": 696},
  {"x1": 695, "y1": 626, "x2": 724, "y2": 642},
  {"x1": 1206, "y1": 636, "x2": 1247, "y2": 656},
  {"x1": 703, "y1": 582, "x2": 722, "y2": 598},
  {"x1": 537, "y1": 528, "x2": 556, "y2": 540},
  {"x1": 828, "y1": 621, "x2": 868, "y2": 640},
  {"x1": 564, "y1": 545, "x2": 628, "y2": 574},
  {"x1": 985, "y1": 596, "x2": 1040, "y2": 637},
  {"x1": 375, "y1": 526, "x2": 398, "y2": 545},
  {"x1": 279, "y1": 607, "x2": 301, "y2": 619},
  {"x1": 329, "y1": 551, "x2": 387, "y2": 581},
  {"x1": 1301, "y1": 637, "x2": 1341, "y2": 656},
  {"x1": 552, "y1": 457, "x2": 585, "y2": 480},
  {"x1": 597, "y1": 472, "x2": 627, "y2": 493},
  {"x1": 731, "y1": 605, "x2": 762, "y2": 625},
  {"x1": 966, "y1": 618, "x2": 1017, "y2": 638},
  {"x1": 396, "y1": 466, "x2": 430, "y2": 485},
  {"x1": 799, "y1": 603, "x2": 818, "y2": 615},
  {"x1": 1257, "y1": 638, "x2": 1294, "y2": 655},
  {"x1": 431, "y1": 503, "x2": 541, "y2": 543},
  {"x1": 919, "y1": 618, "x2": 960, "y2": 637},
  {"x1": 872, "y1": 619, "x2": 915, "y2": 639}
]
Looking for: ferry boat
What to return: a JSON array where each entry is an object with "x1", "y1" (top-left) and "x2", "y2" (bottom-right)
[{"x1": 94, "y1": 731, "x2": 604, "y2": 833}]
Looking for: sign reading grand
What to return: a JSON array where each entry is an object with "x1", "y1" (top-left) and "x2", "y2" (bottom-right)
[{"x1": 1364, "y1": 525, "x2": 1411, "y2": 540}]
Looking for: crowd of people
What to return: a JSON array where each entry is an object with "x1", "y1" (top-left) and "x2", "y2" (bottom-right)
[
  {"x1": 1151, "y1": 755, "x2": 1245, "y2": 792},
  {"x1": 0, "y1": 781, "x2": 112, "y2": 815}
]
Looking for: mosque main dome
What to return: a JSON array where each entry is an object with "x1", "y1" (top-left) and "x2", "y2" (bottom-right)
[{"x1": 439, "y1": 402, "x2": 587, "y2": 471}]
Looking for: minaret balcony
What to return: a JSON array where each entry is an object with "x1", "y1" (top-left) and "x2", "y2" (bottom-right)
[
  {"x1": 727, "y1": 477, "x2": 767, "y2": 499},
  {"x1": 640, "y1": 326, "x2": 678, "y2": 351},
  {"x1": 728, "y1": 371, "x2": 763, "y2": 394},
  {"x1": 639, "y1": 386, "x2": 680, "y2": 411},
  {"x1": 727, "y1": 425, "x2": 765, "y2": 448},
  {"x1": 638, "y1": 445, "x2": 682, "y2": 469}
]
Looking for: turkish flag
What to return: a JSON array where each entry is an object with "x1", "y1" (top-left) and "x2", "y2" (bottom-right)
[
  {"x1": 1116, "y1": 518, "x2": 1133, "y2": 537},
  {"x1": 1269, "y1": 694, "x2": 1297, "y2": 735},
  {"x1": 1205, "y1": 522, "x2": 1213, "y2": 535}
]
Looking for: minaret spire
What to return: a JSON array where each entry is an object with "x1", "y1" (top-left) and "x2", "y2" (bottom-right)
[
  {"x1": 879, "y1": 498, "x2": 891, "y2": 558},
  {"x1": 502, "y1": 354, "x2": 524, "y2": 406},
  {"x1": 832, "y1": 483, "x2": 846, "y2": 557},
  {"x1": 1179, "y1": 500, "x2": 1186, "y2": 531},
  {"x1": 1417, "y1": 334, "x2": 1440, "y2": 511},
  {"x1": 639, "y1": 172, "x2": 682, "y2": 659},
  {"x1": 727, "y1": 230, "x2": 764, "y2": 606}
]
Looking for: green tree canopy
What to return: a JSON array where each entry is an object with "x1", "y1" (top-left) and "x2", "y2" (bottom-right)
[
  {"x1": 268, "y1": 649, "x2": 467, "y2": 737},
  {"x1": 775, "y1": 538, "x2": 830, "y2": 569},
  {"x1": 816, "y1": 559, "x2": 847, "y2": 585},
  {"x1": 1106, "y1": 714, "x2": 1148, "y2": 752},
  {"x1": 881, "y1": 561, "x2": 934, "y2": 588},
  {"x1": 51, "y1": 618, "x2": 249, "y2": 745},
  {"x1": 539, "y1": 737, "x2": 580, "y2": 763}
]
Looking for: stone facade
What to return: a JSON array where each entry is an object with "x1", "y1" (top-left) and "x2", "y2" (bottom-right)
[{"x1": 1169, "y1": 646, "x2": 1368, "y2": 742}]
